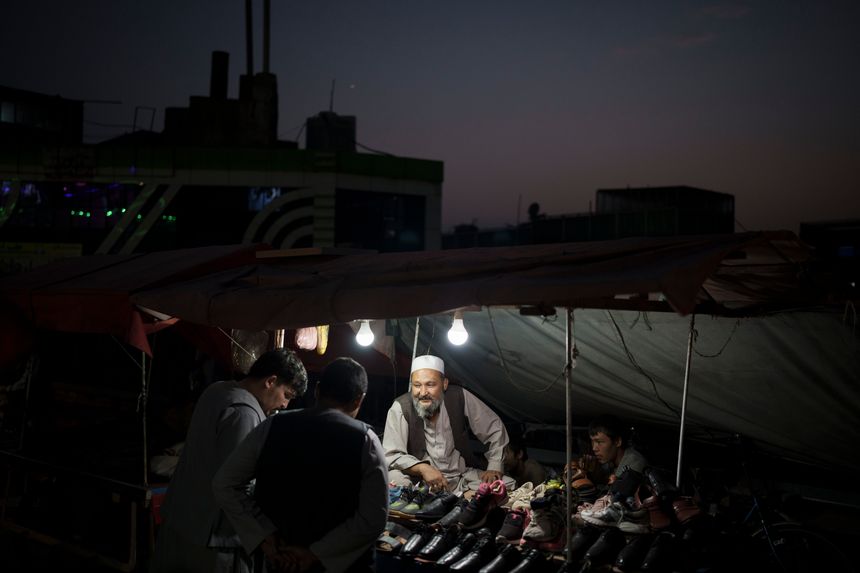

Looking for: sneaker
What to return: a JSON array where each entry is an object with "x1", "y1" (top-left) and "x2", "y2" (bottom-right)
[
  {"x1": 522, "y1": 491, "x2": 565, "y2": 543},
  {"x1": 400, "y1": 488, "x2": 435, "y2": 517},
  {"x1": 581, "y1": 500, "x2": 626, "y2": 528},
  {"x1": 459, "y1": 480, "x2": 508, "y2": 529},
  {"x1": 504, "y1": 481, "x2": 535, "y2": 511},
  {"x1": 388, "y1": 486, "x2": 415, "y2": 516},
  {"x1": 496, "y1": 508, "x2": 529, "y2": 543}
]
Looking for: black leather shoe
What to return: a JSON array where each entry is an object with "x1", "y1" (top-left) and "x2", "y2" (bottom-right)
[
  {"x1": 437, "y1": 532, "x2": 479, "y2": 568},
  {"x1": 449, "y1": 536, "x2": 498, "y2": 573},
  {"x1": 478, "y1": 544, "x2": 523, "y2": 573},
  {"x1": 437, "y1": 498, "x2": 469, "y2": 528},
  {"x1": 401, "y1": 525, "x2": 434, "y2": 558},
  {"x1": 507, "y1": 548, "x2": 547, "y2": 573},
  {"x1": 567, "y1": 525, "x2": 601, "y2": 562},
  {"x1": 613, "y1": 533, "x2": 653, "y2": 571},
  {"x1": 416, "y1": 492, "x2": 461, "y2": 521},
  {"x1": 417, "y1": 526, "x2": 461, "y2": 562},
  {"x1": 640, "y1": 530, "x2": 676, "y2": 571},
  {"x1": 583, "y1": 528, "x2": 625, "y2": 565}
]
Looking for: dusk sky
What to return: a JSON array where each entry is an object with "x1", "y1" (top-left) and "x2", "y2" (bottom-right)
[{"x1": 3, "y1": 1, "x2": 858, "y2": 233}]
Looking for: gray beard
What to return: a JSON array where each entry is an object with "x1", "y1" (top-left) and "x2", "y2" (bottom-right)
[{"x1": 412, "y1": 395, "x2": 442, "y2": 419}]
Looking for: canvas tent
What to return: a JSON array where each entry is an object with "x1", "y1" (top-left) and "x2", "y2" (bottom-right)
[{"x1": 125, "y1": 231, "x2": 859, "y2": 474}]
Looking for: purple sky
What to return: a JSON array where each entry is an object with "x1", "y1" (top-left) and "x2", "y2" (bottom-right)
[{"x1": 3, "y1": 1, "x2": 858, "y2": 232}]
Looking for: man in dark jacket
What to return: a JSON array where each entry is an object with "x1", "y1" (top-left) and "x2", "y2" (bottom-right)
[{"x1": 213, "y1": 357, "x2": 388, "y2": 573}]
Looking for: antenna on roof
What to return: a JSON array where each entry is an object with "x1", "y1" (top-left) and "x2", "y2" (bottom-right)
[{"x1": 329, "y1": 79, "x2": 336, "y2": 112}]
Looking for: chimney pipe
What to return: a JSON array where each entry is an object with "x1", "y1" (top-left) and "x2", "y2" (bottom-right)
[
  {"x1": 210, "y1": 51, "x2": 229, "y2": 99},
  {"x1": 263, "y1": 0, "x2": 271, "y2": 73},
  {"x1": 245, "y1": 0, "x2": 254, "y2": 75}
]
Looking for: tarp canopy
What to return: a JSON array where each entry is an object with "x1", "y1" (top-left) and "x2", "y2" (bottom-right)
[
  {"x1": 130, "y1": 231, "x2": 815, "y2": 330},
  {"x1": 400, "y1": 307, "x2": 860, "y2": 473},
  {"x1": 0, "y1": 244, "x2": 265, "y2": 356}
]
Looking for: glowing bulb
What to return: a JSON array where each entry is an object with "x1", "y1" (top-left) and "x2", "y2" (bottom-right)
[
  {"x1": 356, "y1": 320, "x2": 374, "y2": 347},
  {"x1": 448, "y1": 317, "x2": 469, "y2": 346}
]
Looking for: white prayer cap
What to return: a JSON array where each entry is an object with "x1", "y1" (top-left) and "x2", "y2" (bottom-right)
[{"x1": 410, "y1": 354, "x2": 445, "y2": 375}]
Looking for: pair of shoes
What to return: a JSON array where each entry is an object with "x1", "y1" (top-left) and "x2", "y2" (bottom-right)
[
  {"x1": 575, "y1": 492, "x2": 612, "y2": 524},
  {"x1": 522, "y1": 490, "x2": 565, "y2": 543},
  {"x1": 401, "y1": 523, "x2": 435, "y2": 558},
  {"x1": 459, "y1": 480, "x2": 508, "y2": 529},
  {"x1": 581, "y1": 501, "x2": 649, "y2": 534},
  {"x1": 449, "y1": 529, "x2": 497, "y2": 572},
  {"x1": 496, "y1": 508, "x2": 529, "y2": 543},
  {"x1": 376, "y1": 521, "x2": 414, "y2": 554}
]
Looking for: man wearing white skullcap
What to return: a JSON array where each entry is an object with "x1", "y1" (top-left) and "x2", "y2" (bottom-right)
[{"x1": 382, "y1": 354, "x2": 513, "y2": 493}]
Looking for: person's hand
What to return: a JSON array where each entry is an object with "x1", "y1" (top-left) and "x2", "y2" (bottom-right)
[
  {"x1": 261, "y1": 534, "x2": 294, "y2": 572},
  {"x1": 417, "y1": 463, "x2": 448, "y2": 491},
  {"x1": 480, "y1": 469, "x2": 503, "y2": 483},
  {"x1": 282, "y1": 545, "x2": 320, "y2": 573}
]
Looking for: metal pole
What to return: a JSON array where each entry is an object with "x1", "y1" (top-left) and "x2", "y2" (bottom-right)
[
  {"x1": 141, "y1": 351, "x2": 149, "y2": 487},
  {"x1": 263, "y1": 0, "x2": 271, "y2": 73},
  {"x1": 676, "y1": 314, "x2": 696, "y2": 488},
  {"x1": 18, "y1": 355, "x2": 35, "y2": 451},
  {"x1": 245, "y1": 0, "x2": 254, "y2": 75},
  {"x1": 411, "y1": 316, "x2": 421, "y2": 360},
  {"x1": 564, "y1": 308, "x2": 574, "y2": 565}
]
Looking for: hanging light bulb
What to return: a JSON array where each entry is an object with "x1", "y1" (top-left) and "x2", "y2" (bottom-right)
[
  {"x1": 355, "y1": 320, "x2": 374, "y2": 347},
  {"x1": 447, "y1": 311, "x2": 469, "y2": 345}
]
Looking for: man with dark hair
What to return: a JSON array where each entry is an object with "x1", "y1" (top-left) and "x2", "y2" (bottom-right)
[
  {"x1": 503, "y1": 438, "x2": 547, "y2": 487},
  {"x1": 152, "y1": 348, "x2": 308, "y2": 573},
  {"x1": 585, "y1": 414, "x2": 647, "y2": 486},
  {"x1": 213, "y1": 357, "x2": 388, "y2": 573},
  {"x1": 383, "y1": 354, "x2": 513, "y2": 493}
]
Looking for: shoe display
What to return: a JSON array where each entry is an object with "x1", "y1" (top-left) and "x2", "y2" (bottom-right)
[
  {"x1": 459, "y1": 480, "x2": 509, "y2": 529},
  {"x1": 507, "y1": 548, "x2": 547, "y2": 573},
  {"x1": 478, "y1": 544, "x2": 523, "y2": 573},
  {"x1": 522, "y1": 491, "x2": 565, "y2": 543},
  {"x1": 583, "y1": 528, "x2": 625, "y2": 565},
  {"x1": 496, "y1": 508, "x2": 529, "y2": 543},
  {"x1": 437, "y1": 532, "x2": 479, "y2": 568},
  {"x1": 416, "y1": 525, "x2": 462, "y2": 562},
  {"x1": 612, "y1": 533, "x2": 654, "y2": 572},
  {"x1": 415, "y1": 492, "x2": 460, "y2": 521}
]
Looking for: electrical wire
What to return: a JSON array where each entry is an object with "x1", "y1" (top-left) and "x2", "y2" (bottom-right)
[
  {"x1": 486, "y1": 307, "x2": 563, "y2": 393},
  {"x1": 606, "y1": 310, "x2": 680, "y2": 419},
  {"x1": 694, "y1": 318, "x2": 742, "y2": 358}
]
